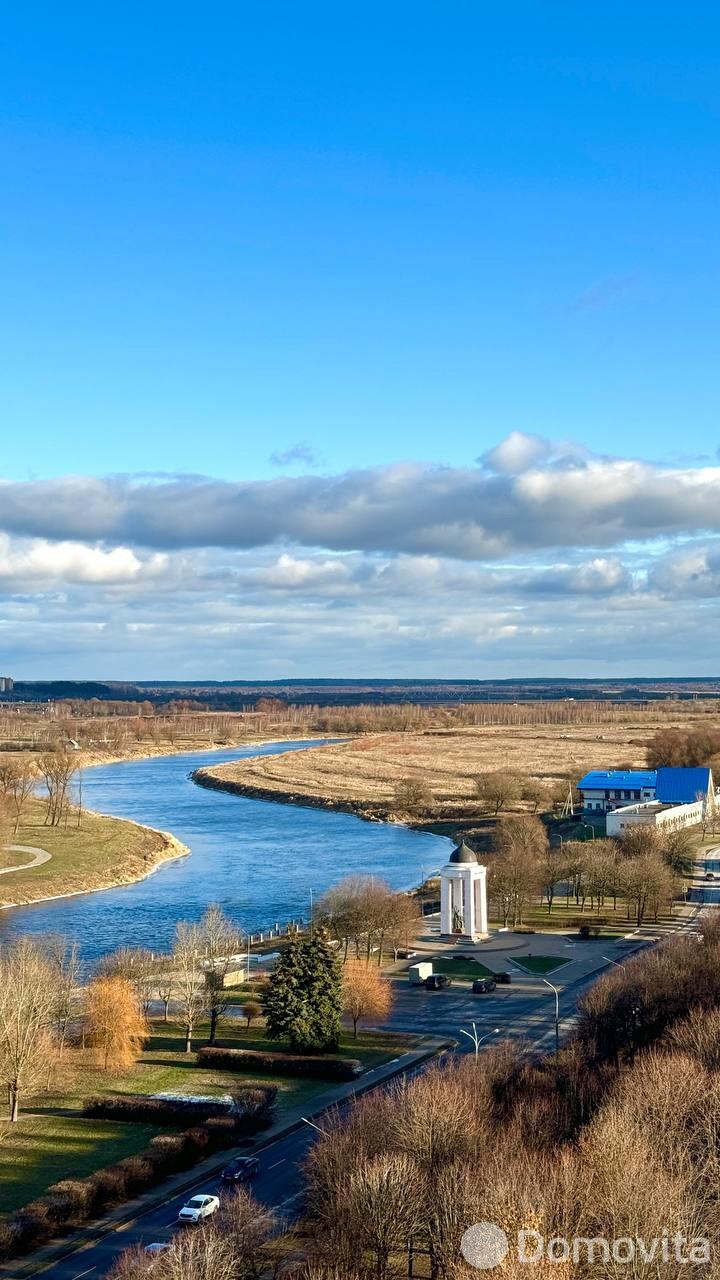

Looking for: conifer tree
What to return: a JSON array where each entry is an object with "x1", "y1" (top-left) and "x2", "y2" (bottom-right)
[{"x1": 264, "y1": 933, "x2": 342, "y2": 1052}]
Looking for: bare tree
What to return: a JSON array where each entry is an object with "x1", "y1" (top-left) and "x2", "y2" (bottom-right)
[
  {"x1": 489, "y1": 815, "x2": 546, "y2": 927},
  {"x1": 83, "y1": 976, "x2": 148, "y2": 1071},
  {"x1": 155, "y1": 956, "x2": 175, "y2": 1022},
  {"x1": 521, "y1": 777, "x2": 548, "y2": 814},
  {"x1": 385, "y1": 893, "x2": 421, "y2": 960},
  {"x1": 172, "y1": 922, "x2": 206, "y2": 1053},
  {"x1": 198, "y1": 904, "x2": 244, "y2": 1043},
  {"x1": 96, "y1": 947, "x2": 157, "y2": 1016},
  {"x1": 42, "y1": 934, "x2": 81, "y2": 1056},
  {"x1": 0, "y1": 757, "x2": 37, "y2": 834},
  {"x1": 0, "y1": 938, "x2": 56, "y2": 1120},
  {"x1": 476, "y1": 770, "x2": 521, "y2": 815},
  {"x1": 37, "y1": 748, "x2": 77, "y2": 826},
  {"x1": 243, "y1": 999, "x2": 262, "y2": 1031},
  {"x1": 342, "y1": 958, "x2": 393, "y2": 1038},
  {"x1": 393, "y1": 777, "x2": 432, "y2": 816}
]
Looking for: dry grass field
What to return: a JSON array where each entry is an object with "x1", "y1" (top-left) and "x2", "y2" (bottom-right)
[{"x1": 197, "y1": 709, "x2": 708, "y2": 822}]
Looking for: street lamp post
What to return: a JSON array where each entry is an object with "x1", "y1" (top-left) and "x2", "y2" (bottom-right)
[
  {"x1": 582, "y1": 823, "x2": 595, "y2": 841},
  {"x1": 301, "y1": 1116, "x2": 327, "y2": 1135},
  {"x1": 458, "y1": 1023, "x2": 500, "y2": 1064},
  {"x1": 542, "y1": 979, "x2": 560, "y2": 1055}
]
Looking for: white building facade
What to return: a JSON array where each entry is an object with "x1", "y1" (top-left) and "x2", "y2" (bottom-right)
[
  {"x1": 439, "y1": 842, "x2": 489, "y2": 942},
  {"x1": 606, "y1": 798, "x2": 707, "y2": 836}
]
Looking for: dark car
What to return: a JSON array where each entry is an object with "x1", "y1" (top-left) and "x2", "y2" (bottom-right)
[
  {"x1": 425, "y1": 973, "x2": 452, "y2": 990},
  {"x1": 221, "y1": 1156, "x2": 260, "y2": 1185},
  {"x1": 495, "y1": 971, "x2": 512, "y2": 984},
  {"x1": 472, "y1": 977, "x2": 497, "y2": 994},
  {"x1": 705, "y1": 872, "x2": 716, "y2": 881}
]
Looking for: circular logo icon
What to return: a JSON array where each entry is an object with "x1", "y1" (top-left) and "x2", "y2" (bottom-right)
[{"x1": 461, "y1": 1221, "x2": 510, "y2": 1270}]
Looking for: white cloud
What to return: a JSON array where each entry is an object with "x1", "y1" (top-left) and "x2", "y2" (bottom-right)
[
  {"x1": 0, "y1": 435, "x2": 718, "y2": 674},
  {"x1": 479, "y1": 431, "x2": 552, "y2": 474},
  {"x1": 0, "y1": 536, "x2": 168, "y2": 587},
  {"x1": 0, "y1": 450, "x2": 718, "y2": 562}
]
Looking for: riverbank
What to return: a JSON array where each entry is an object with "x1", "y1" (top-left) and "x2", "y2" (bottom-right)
[
  {"x1": 73, "y1": 730, "x2": 313, "y2": 771},
  {"x1": 0, "y1": 735, "x2": 327, "y2": 909},
  {"x1": 0, "y1": 797, "x2": 188, "y2": 908},
  {"x1": 191, "y1": 721, "x2": 656, "y2": 825}
]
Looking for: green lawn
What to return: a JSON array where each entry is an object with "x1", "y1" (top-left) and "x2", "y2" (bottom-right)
[
  {"x1": 0, "y1": 1117, "x2": 158, "y2": 1214},
  {"x1": 501, "y1": 898, "x2": 680, "y2": 934},
  {"x1": 0, "y1": 797, "x2": 178, "y2": 907},
  {"x1": 0, "y1": 1020, "x2": 415, "y2": 1215},
  {"x1": 512, "y1": 955, "x2": 570, "y2": 975}
]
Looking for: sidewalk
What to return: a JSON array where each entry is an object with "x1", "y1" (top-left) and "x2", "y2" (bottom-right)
[{"x1": 5, "y1": 1037, "x2": 452, "y2": 1278}]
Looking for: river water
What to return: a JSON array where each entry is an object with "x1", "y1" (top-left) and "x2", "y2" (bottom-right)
[{"x1": 0, "y1": 740, "x2": 451, "y2": 965}]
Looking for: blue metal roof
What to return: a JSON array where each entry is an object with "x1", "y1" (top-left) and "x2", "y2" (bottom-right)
[
  {"x1": 578, "y1": 770, "x2": 657, "y2": 790},
  {"x1": 655, "y1": 767, "x2": 712, "y2": 804}
]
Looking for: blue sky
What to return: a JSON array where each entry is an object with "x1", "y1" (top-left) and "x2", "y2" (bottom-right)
[{"x1": 1, "y1": 6, "x2": 720, "y2": 676}]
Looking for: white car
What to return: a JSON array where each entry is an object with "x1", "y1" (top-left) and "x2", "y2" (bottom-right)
[{"x1": 177, "y1": 1194, "x2": 220, "y2": 1224}]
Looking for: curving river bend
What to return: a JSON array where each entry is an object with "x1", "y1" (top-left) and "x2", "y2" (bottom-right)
[{"x1": 0, "y1": 740, "x2": 451, "y2": 965}]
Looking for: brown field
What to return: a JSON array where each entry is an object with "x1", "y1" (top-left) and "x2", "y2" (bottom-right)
[{"x1": 196, "y1": 708, "x2": 712, "y2": 822}]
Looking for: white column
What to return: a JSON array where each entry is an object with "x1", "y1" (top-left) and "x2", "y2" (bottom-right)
[
  {"x1": 440, "y1": 873, "x2": 452, "y2": 935},
  {"x1": 476, "y1": 867, "x2": 488, "y2": 935},
  {"x1": 464, "y1": 869, "x2": 476, "y2": 938}
]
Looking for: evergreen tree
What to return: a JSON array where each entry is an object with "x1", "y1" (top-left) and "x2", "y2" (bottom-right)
[{"x1": 264, "y1": 932, "x2": 342, "y2": 1052}]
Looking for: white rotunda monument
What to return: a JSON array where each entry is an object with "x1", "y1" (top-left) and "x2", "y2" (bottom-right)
[{"x1": 439, "y1": 841, "x2": 489, "y2": 942}]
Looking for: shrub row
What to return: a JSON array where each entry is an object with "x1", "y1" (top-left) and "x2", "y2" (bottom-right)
[
  {"x1": 0, "y1": 1088, "x2": 275, "y2": 1263},
  {"x1": 83, "y1": 1086, "x2": 276, "y2": 1128},
  {"x1": 84, "y1": 1094, "x2": 230, "y2": 1125},
  {"x1": 196, "y1": 1045, "x2": 363, "y2": 1080}
]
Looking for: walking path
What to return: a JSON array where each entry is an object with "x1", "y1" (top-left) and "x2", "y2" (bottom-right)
[{"x1": 0, "y1": 844, "x2": 52, "y2": 875}]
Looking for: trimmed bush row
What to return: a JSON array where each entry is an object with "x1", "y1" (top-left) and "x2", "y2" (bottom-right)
[
  {"x1": 82, "y1": 1088, "x2": 274, "y2": 1126},
  {"x1": 0, "y1": 1089, "x2": 275, "y2": 1263},
  {"x1": 196, "y1": 1045, "x2": 363, "y2": 1080}
]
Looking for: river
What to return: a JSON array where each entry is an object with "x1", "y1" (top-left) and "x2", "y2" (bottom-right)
[{"x1": 0, "y1": 739, "x2": 451, "y2": 965}]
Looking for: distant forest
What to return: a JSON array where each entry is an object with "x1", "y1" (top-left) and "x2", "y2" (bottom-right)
[{"x1": 4, "y1": 675, "x2": 720, "y2": 710}]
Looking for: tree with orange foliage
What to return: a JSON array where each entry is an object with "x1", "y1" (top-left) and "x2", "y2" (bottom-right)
[
  {"x1": 84, "y1": 976, "x2": 148, "y2": 1071},
  {"x1": 342, "y1": 958, "x2": 393, "y2": 1039}
]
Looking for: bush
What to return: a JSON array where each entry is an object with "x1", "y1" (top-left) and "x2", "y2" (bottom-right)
[
  {"x1": 196, "y1": 1045, "x2": 362, "y2": 1080},
  {"x1": 572, "y1": 917, "x2": 605, "y2": 939},
  {"x1": 83, "y1": 1094, "x2": 234, "y2": 1125},
  {"x1": 0, "y1": 1087, "x2": 276, "y2": 1261}
]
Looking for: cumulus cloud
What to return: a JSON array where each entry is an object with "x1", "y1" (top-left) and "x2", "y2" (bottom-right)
[
  {"x1": 479, "y1": 431, "x2": 552, "y2": 474},
  {"x1": 0, "y1": 535, "x2": 168, "y2": 587},
  {"x1": 648, "y1": 543, "x2": 720, "y2": 598},
  {"x1": 0, "y1": 447, "x2": 719, "y2": 562},
  {"x1": 0, "y1": 435, "x2": 719, "y2": 675}
]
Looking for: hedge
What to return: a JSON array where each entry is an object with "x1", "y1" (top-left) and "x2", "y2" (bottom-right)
[
  {"x1": 82, "y1": 1085, "x2": 276, "y2": 1127},
  {"x1": 0, "y1": 1089, "x2": 275, "y2": 1262},
  {"x1": 196, "y1": 1045, "x2": 363, "y2": 1080}
]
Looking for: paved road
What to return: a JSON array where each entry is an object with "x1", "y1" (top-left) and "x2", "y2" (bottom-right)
[{"x1": 31, "y1": 915, "x2": 701, "y2": 1280}]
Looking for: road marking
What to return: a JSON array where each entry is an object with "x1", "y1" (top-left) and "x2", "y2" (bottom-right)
[
  {"x1": 72, "y1": 1269, "x2": 97, "y2": 1279},
  {"x1": 268, "y1": 1158, "x2": 285, "y2": 1169},
  {"x1": 277, "y1": 1191, "x2": 303, "y2": 1210}
]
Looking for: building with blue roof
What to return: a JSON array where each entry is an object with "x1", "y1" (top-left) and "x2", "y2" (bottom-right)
[
  {"x1": 578, "y1": 765, "x2": 716, "y2": 828},
  {"x1": 655, "y1": 767, "x2": 714, "y2": 806},
  {"x1": 578, "y1": 770, "x2": 657, "y2": 814}
]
